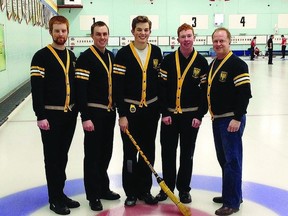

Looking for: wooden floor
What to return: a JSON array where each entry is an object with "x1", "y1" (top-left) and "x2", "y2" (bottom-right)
[{"x1": 0, "y1": 56, "x2": 287, "y2": 216}]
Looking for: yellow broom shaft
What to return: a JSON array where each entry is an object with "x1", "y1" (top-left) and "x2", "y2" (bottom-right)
[
  {"x1": 159, "y1": 181, "x2": 191, "y2": 216},
  {"x1": 125, "y1": 129, "x2": 191, "y2": 216}
]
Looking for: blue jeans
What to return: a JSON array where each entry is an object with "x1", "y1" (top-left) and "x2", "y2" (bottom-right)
[{"x1": 212, "y1": 116, "x2": 246, "y2": 208}]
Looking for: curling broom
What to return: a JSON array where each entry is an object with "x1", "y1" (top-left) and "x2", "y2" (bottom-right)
[{"x1": 125, "y1": 129, "x2": 191, "y2": 216}]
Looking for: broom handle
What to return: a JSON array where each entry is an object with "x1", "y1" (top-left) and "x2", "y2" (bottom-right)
[{"x1": 125, "y1": 129, "x2": 191, "y2": 216}]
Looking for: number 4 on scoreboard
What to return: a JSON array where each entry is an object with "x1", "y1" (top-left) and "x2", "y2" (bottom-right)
[{"x1": 240, "y1": 16, "x2": 245, "y2": 27}]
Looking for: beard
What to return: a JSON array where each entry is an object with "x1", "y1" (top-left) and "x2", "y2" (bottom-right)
[{"x1": 53, "y1": 37, "x2": 67, "y2": 45}]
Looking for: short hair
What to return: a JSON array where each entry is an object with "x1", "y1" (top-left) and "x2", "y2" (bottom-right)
[
  {"x1": 131, "y1": 16, "x2": 152, "y2": 31},
  {"x1": 281, "y1": 35, "x2": 284, "y2": 37},
  {"x1": 49, "y1": 16, "x2": 69, "y2": 33},
  {"x1": 90, "y1": 21, "x2": 109, "y2": 35},
  {"x1": 212, "y1": 27, "x2": 231, "y2": 43},
  {"x1": 177, "y1": 23, "x2": 194, "y2": 37}
]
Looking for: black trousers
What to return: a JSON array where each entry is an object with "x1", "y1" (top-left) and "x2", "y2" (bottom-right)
[
  {"x1": 120, "y1": 103, "x2": 160, "y2": 197},
  {"x1": 40, "y1": 110, "x2": 78, "y2": 203},
  {"x1": 160, "y1": 112, "x2": 199, "y2": 193},
  {"x1": 282, "y1": 45, "x2": 286, "y2": 58},
  {"x1": 250, "y1": 46, "x2": 255, "y2": 60},
  {"x1": 268, "y1": 48, "x2": 273, "y2": 64},
  {"x1": 83, "y1": 109, "x2": 116, "y2": 200}
]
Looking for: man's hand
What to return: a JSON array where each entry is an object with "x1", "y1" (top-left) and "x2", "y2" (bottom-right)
[
  {"x1": 192, "y1": 118, "x2": 201, "y2": 128},
  {"x1": 119, "y1": 117, "x2": 128, "y2": 132},
  {"x1": 162, "y1": 116, "x2": 172, "y2": 125},
  {"x1": 37, "y1": 119, "x2": 50, "y2": 130},
  {"x1": 227, "y1": 119, "x2": 241, "y2": 132},
  {"x1": 82, "y1": 120, "x2": 94, "y2": 132}
]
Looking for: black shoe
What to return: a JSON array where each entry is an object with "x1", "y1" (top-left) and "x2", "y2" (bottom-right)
[
  {"x1": 179, "y1": 191, "x2": 192, "y2": 204},
  {"x1": 213, "y1": 196, "x2": 243, "y2": 204},
  {"x1": 89, "y1": 199, "x2": 103, "y2": 211},
  {"x1": 215, "y1": 206, "x2": 239, "y2": 215},
  {"x1": 138, "y1": 193, "x2": 158, "y2": 205},
  {"x1": 268, "y1": 63, "x2": 273, "y2": 65},
  {"x1": 156, "y1": 191, "x2": 168, "y2": 201},
  {"x1": 101, "y1": 190, "x2": 120, "y2": 200},
  {"x1": 213, "y1": 196, "x2": 223, "y2": 203},
  {"x1": 63, "y1": 197, "x2": 80, "y2": 208},
  {"x1": 124, "y1": 196, "x2": 137, "y2": 207},
  {"x1": 50, "y1": 202, "x2": 70, "y2": 215}
]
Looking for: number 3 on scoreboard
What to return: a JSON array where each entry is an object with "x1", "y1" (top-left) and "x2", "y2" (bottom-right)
[{"x1": 191, "y1": 17, "x2": 197, "y2": 27}]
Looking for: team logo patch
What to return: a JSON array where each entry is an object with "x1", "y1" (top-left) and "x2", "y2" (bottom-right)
[
  {"x1": 192, "y1": 68, "x2": 201, "y2": 78},
  {"x1": 219, "y1": 71, "x2": 228, "y2": 82},
  {"x1": 153, "y1": 59, "x2": 159, "y2": 69}
]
